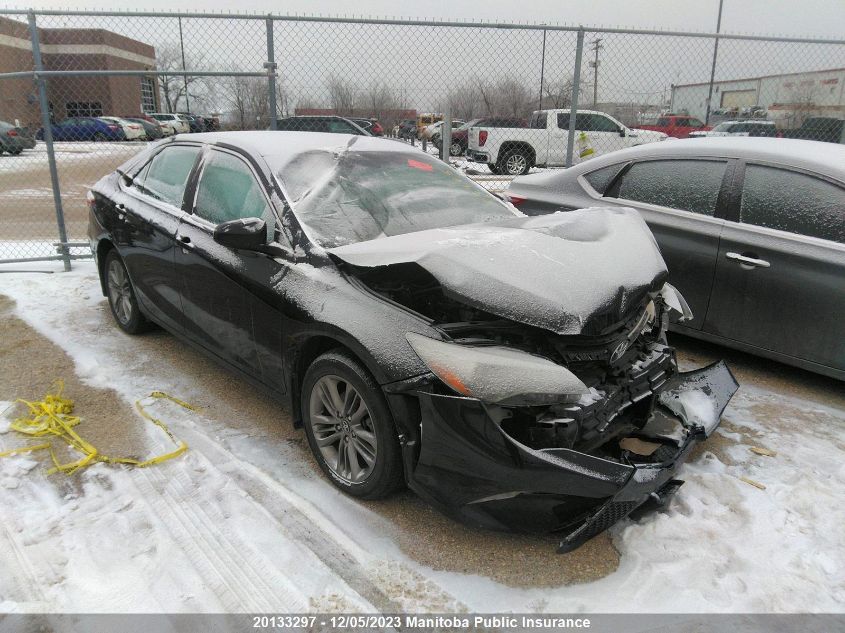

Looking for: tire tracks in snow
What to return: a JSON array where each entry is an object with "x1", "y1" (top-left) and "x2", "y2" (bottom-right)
[{"x1": 173, "y1": 418, "x2": 466, "y2": 614}]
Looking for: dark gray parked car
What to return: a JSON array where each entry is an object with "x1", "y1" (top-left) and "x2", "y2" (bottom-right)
[
  {"x1": 0, "y1": 120, "x2": 36, "y2": 154},
  {"x1": 507, "y1": 137, "x2": 845, "y2": 380}
]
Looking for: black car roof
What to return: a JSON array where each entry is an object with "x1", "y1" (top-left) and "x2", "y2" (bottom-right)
[{"x1": 181, "y1": 130, "x2": 420, "y2": 163}]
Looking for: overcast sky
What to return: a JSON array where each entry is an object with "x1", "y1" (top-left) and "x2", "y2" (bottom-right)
[{"x1": 14, "y1": 0, "x2": 845, "y2": 39}]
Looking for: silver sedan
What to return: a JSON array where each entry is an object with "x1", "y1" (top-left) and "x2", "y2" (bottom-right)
[{"x1": 506, "y1": 137, "x2": 845, "y2": 380}]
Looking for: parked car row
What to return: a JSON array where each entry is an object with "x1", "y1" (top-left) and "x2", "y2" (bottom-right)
[{"x1": 35, "y1": 112, "x2": 219, "y2": 143}]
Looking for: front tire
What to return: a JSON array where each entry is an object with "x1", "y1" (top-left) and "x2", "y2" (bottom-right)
[
  {"x1": 104, "y1": 250, "x2": 150, "y2": 334},
  {"x1": 449, "y1": 141, "x2": 464, "y2": 156},
  {"x1": 301, "y1": 351, "x2": 403, "y2": 499}
]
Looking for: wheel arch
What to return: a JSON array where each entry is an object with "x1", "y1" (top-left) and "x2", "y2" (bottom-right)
[
  {"x1": 498, "y1": 140, "x2": 536, "y2": 167},
  {"x1": 290, "y1": 333, "x2": 386, "y2": 428},
  {"x1": 95, "y1": 238, "x2": 116, "y2": 296}
]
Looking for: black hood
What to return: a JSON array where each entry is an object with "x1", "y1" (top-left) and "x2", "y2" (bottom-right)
[{"x1": 328, "y1": 207, "x2": 668, "y2": 335}]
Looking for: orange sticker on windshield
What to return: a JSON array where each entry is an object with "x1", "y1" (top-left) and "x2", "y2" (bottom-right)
[{"x1": 407, "y1": 159, "x2": 433, "y2": 171}]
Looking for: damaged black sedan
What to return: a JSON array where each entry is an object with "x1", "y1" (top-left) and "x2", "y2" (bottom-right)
[{"x1": 88, "y1": 131, "x2": 738, "y2": 551}]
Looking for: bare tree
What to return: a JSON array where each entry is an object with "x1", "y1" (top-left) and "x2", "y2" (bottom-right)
[
  {"x1": 221, "y1": 75, "x2": 269, "y2": 130},
  {"x1": 444, "y1": 84, "x2": 480, "y2": 121},
  {"x1": 476, "y1": 78, "x2": 496, "y2": 115},
  {"x1": 496, "y1": 77, "x2": 532, "y2": 117},
  {"x1": 156, "y1": 42, "x2": 208, "y2": 113},
  {"x1": 327, "y1": 76, "x2": 357, "y2": 115},
  {"x1": 363, "y1": 81, "x2": 396, "y2": 116},
  {"x1": 543, "y1": 77, "x2": 575, "y2": 109}
]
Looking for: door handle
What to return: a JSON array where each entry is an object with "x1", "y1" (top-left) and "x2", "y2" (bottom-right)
[
  {"x1": 178, "y1": 235, "x2": 191, "y2": 244},
  {"x1": 726, "y1": 252, "x2": 770, "y2": 268}
]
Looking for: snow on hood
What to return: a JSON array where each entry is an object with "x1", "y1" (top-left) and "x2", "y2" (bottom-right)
[{"x1": 329, "y1": 207, "x2": 668, "y2": 335}]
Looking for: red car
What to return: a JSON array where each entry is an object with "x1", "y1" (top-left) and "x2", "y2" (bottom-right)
[{"x1": 637, "y1": 114, "x2": 710, "y2": 138}]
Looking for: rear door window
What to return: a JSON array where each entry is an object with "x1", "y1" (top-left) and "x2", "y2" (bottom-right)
[
  {"x1": 610, "y1": 159, "x2": 727, "y2": 216},
  {"x1": 194, "y1": 150, "x2": 275, "y2": 233},
  {"x1": 739, "y1": 165, "x2": 845, "y2": 243},
  {"x1": 141, "y1": 145, "x2": 201, "y2": 208}
]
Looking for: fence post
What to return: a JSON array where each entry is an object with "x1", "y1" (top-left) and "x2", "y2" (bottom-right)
[
  {"x1": 440, "y1": 109, "x2": 451, "y2": 162},
  {"x1": 28, "y1": 11, "x2": 71, "y2": 271},
  {"x1": 704, "y1": 0, "x2": 724, "y2": 125},
  {"x1": 565, "y1": 28, "x2": 585, "y2": 168},
  {"x1": 265, "y1": 16, "x2": 278, "y2": 130}
]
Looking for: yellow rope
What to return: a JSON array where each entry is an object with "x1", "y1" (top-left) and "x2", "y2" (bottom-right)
[{"x1": 0, "y1": 381, "x2": 190, "y2": 475}]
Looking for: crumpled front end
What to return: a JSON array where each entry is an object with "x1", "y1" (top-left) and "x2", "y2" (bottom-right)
[
  {"x1": 384, "y1": 283, "x2": 738, "y2": 551},
  {"x1": 400, "y1": 359, "x2": 737, "y2": 552}
]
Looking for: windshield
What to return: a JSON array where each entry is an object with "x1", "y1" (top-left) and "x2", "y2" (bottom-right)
[
  {"x1": 712, "y1": 122, "x2": 735, "y2": 132},
  {"x1": 277, "y1": 148, "x2": 516, "y2": 248}
]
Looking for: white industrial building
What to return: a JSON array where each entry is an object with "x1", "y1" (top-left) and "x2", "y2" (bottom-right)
[{"x1": 670, "y1": 67, "x2": 845, "y2": 126}]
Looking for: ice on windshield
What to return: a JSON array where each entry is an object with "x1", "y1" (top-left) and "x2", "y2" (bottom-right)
[{"x1": 275, "y1": 148, "x2": 515, "y2": 248}]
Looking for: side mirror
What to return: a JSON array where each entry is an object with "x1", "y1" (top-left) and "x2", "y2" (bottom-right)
[
  {"x1": 213, "y1": 217, "x2": 266, "y2": 250},
  {"x1": 619, "y1": 127, "x2": 627, "y2": 137}
]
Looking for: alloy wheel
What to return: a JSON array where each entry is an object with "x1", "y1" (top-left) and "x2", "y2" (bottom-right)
[
  {"x1": 505, "y1": 153, "x2": 528, "y2": 175},
  {"x1": 450, "y1": 142, "x2": 463, "y2": 156},
  {"x1": 308, "y1": 374, "x2": 377, "y2": 483},
  {"x1": 107, "y1": 259, "x2": 133, "y2": 325}
]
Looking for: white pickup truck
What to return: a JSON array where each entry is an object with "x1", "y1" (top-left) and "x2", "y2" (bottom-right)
[{"x1": 467, "y1": 109, "x2": 667, "y2": 175}]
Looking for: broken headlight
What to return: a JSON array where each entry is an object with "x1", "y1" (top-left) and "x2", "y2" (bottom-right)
[
  {"x1": 406, "y1": 333, "x2": 588, "y2": 405},
  {"x1": 660, "y1": 283, "x2": 693, "y2": 322}
]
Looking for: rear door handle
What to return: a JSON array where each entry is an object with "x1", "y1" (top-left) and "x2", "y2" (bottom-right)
[
  {"x1": 178, "y1": 235, "x2": 191, "y2": 245},
  {"x1": 726, "y1": 252, "x2": 770, "y2": 268}
]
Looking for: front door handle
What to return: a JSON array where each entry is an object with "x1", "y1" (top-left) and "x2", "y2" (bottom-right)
[
  {"x1": 726, "y1": 252, "x2": 770, "y2": 268},
  {"x1": 178, "y1": 235, "x2": 191, "y2": 244}
]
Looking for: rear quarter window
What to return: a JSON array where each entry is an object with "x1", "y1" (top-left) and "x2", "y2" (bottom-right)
[
  {"x1": 583, "y1": 164, "x2": 626, "y2": 195},
  {"x1": 740, "y1": 165, "x2": 845, "y2": 243},
  {"x1": 611, "y1": 159, "x2": 727, "y2": 216}
]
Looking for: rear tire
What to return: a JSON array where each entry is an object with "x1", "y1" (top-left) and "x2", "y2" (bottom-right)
[
  {"x1": 449, "y1": 141, "x2": 464, "y2": 156},
  {"x1": 499, "y1": 150, "x2": 531, "y2": 176},
  {"x1": 301, "y1": 350, "x2": 404, "y2": 499},
  {"x1": 104, "y1": 250, "x2": 151, "y2": 334}
]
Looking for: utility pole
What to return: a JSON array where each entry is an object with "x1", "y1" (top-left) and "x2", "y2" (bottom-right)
[
  {"x1": 589, "y1": 38, "x2": 603, "y2": 107},
  {"x1": 538, "y1": 28, "x2": 547, "y2": 110},
  {"x1": 704, "y1": 0, "x2": 725, "y2": 124}
]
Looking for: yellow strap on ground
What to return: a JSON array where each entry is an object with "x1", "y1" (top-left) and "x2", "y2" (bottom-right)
[{"x1": 0, "y1": 381, "x2": 190, "y2": 475}]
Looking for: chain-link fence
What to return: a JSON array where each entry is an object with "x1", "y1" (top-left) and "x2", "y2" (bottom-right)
[{"x1": 1, "y1": 9, "x2": 844, "y2": 268}]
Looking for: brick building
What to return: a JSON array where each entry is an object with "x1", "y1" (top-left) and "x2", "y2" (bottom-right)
[{"x1": 0, "y1": 16, "x2": 159, "y2": 129}]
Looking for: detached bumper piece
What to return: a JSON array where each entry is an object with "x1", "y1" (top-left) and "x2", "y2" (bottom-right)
[{"x1": 406, "y1": 361, "x2": 738, "y2": 552}]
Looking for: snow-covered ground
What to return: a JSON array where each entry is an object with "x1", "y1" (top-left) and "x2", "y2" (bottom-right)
[
  {"x1": 0, "y1": 141, "x2": 148, "y2": 175},
  {"x1": 1, "y1": 260, "x2": 844, "y2": 613}
]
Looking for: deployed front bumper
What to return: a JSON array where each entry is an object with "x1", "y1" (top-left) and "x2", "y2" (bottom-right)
[{"x1": 404, "y1": 361, "x2": 738, "y2": 552}]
